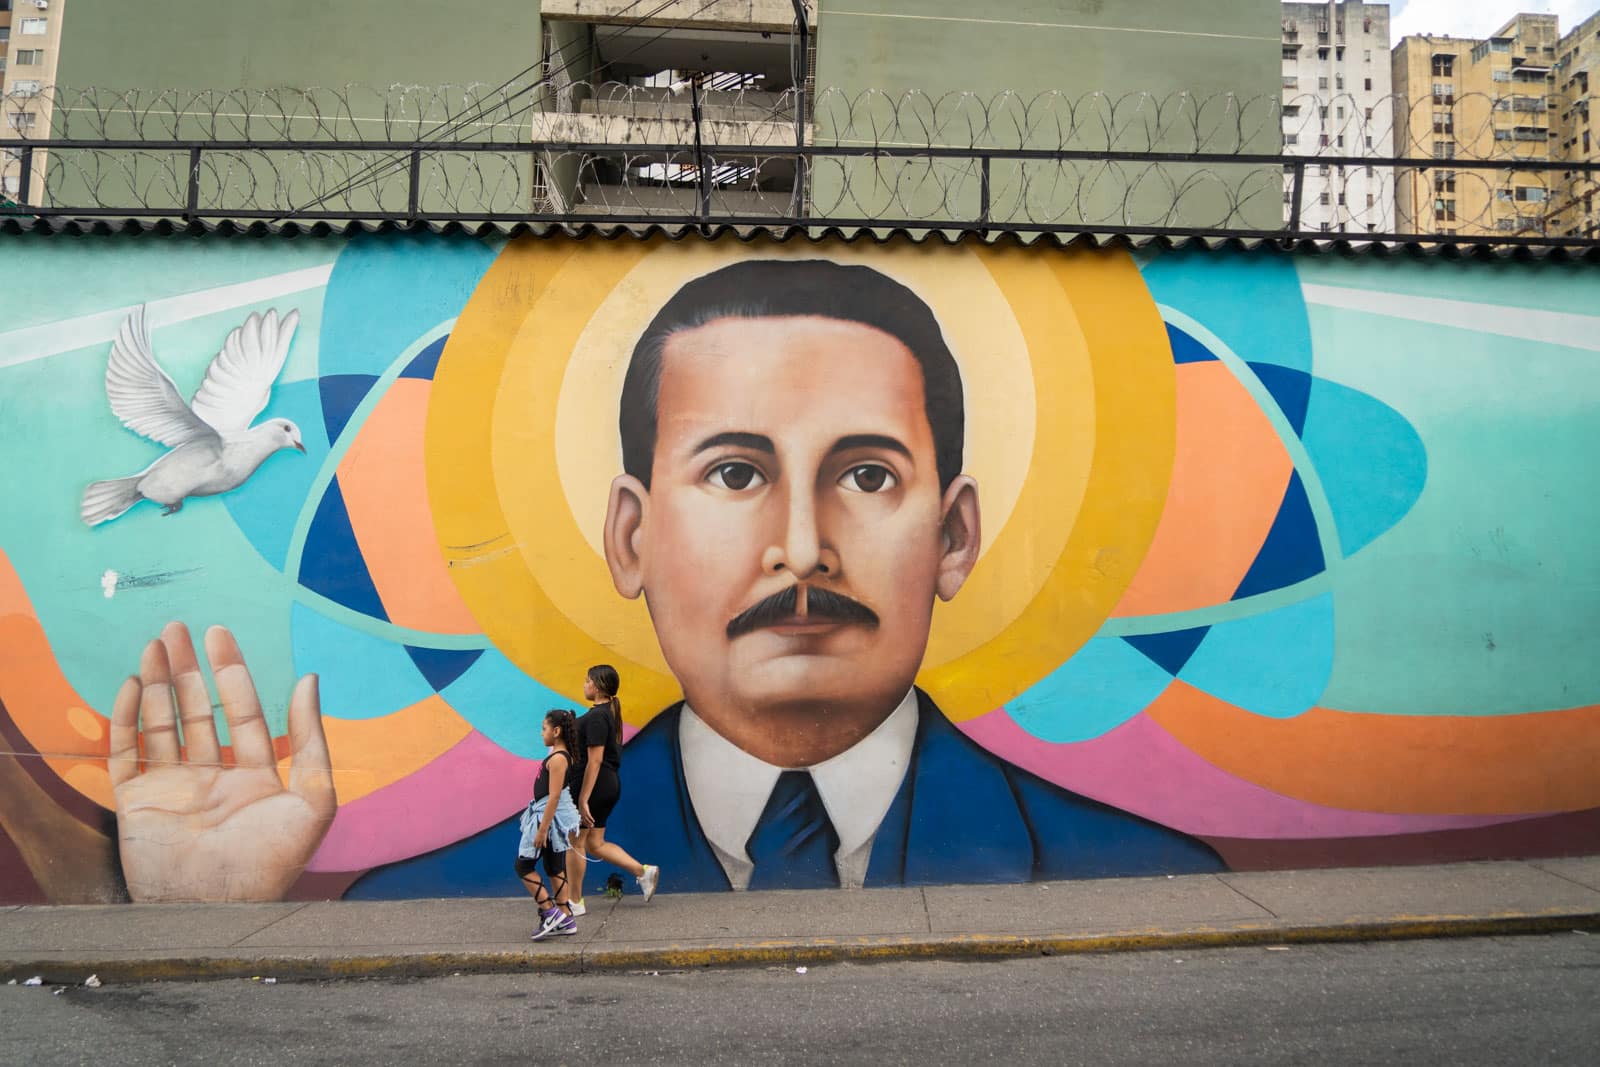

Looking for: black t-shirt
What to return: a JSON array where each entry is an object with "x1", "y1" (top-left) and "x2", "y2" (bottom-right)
[
  {"x1": 577, "y1": 703, "x2": 622, "y2": 774},
  {"x1": 533, "y1": 750, "x2": 571, "y2": 802}
]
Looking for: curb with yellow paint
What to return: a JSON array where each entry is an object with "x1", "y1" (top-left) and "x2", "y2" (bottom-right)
[{"x1": 4, "y1": 911, "x2": 1597, "y2": 986}]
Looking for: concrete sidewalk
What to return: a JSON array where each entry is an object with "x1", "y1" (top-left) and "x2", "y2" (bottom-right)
[{"x1": 3, "y1": 858, "x2": 1599, "y2": 984}]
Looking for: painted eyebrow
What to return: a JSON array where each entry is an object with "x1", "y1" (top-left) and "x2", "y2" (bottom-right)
[
  {"x1": 830, "y1": 434, "x2": 914, "y2": 461},
  {"x1": 693, "y1": 431, "x2": 775, "y2": 456}
]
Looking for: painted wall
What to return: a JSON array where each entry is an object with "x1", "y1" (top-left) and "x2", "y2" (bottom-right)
[{"x1": 1, "y1": 232, "x2": 1598, "y2": 904}]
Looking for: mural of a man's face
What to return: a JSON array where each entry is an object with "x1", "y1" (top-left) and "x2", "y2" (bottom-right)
[{"x1": 605, "y1": 313, "x2": 980, "y2": 767}]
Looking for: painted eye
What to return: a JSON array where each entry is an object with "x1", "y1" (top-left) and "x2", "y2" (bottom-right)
[
  {"x1": 839, "y1": 464, "x2": 897, "y2": 493},
  {"x1": 707, "y1": 462, "x2": 766, "y2": 491}
]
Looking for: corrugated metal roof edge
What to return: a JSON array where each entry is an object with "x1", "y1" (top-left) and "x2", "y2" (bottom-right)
[{"x1": 3, "y1": 217, "x2": 1600, "y2": 260}]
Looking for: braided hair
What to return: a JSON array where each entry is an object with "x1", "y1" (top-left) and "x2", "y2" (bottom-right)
[{"x1": 544, "y1": 708, "x2": 579, "y2": 759}]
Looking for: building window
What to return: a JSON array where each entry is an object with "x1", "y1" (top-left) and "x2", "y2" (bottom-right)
[
  {"x1": 1367, "y1": 223, "x2": 1377, "y2": 232},
  {"x1": 1435, "y1": 199, "x2": 1457, "y2": 221},
  {"x1": 1366, "y1": 107, "x2": 1374, "y2": 120},
  {"x1": 1284, "y1": 133, "x2": 1299, "y2": 146},
  {"x1": 1319, "y1": 76, "x2": 1329, "y2": 90},
  {"x1": 1364, "y1": 77, "x2": 1373, "y2": 91},
  {"x1": 1337, "y1": 135, "x2": 1345, "y2": 147},
  {"x1": 1338, "y1": 193, "x2": 1347, "y2": 205},
  {"x1": 1367, "y1": 194, "x2": 1375, "y2": 207},
  {"x1": 6, "y1": 112, "x2": 37, "y2": 132},
  {"x1": 1283, "y1": 46, "x2": 1299, "y2": 60},
  {"x1": 1283, "y1": 75, "x2": 1299, "y2": 90},
  {"x1": 1320, "y1": 192, "x2": 1331, "y2": 205},
  {"x1": 1337, "y1": 106, "x2": 1346, "y2": 119},
  {"x1": 18, "y1": 17, "x2": 47, "y2": 35},
  {"x1": 1433, "y1": 111, "x2": 1455, "y2": 134},
  {"x1": 1434, "y1": 172, "x2": 1456, "y2": 193},
  {"x1": 1432, "y1": 54, "x2": 1455, "y2": 76},
  {"x1": 0, "y1": 27, "x2": 9, "y2": 42},
  {"x1": 14, "y1": 49, "x2": 43, "y2": 66},
  {"x1": 1336, "y1": 75, "x2": 1345, "y2": 89},
  {"x1": 1320, "y1": 222, "x2": 1332, "y2": 233},
  {"x1": 1493, "y1": 69, "x2": 1511, "y2": 82},
  {"x1": 1432, "y1": 82, "x2": 1454, "y2": 104},
  {"x1": 1515, "y1": 186, "x2": 1548, "y2": 202},
  {"x1": 1433, "y1": 141, "x2": 1456, "y2": 159},
  {"x1": 1365, "y1": 49, "x2": 1372, "y2": 63},
  {"x1": 1320, "y1": 106, "x2": 1330, "y2": 119},
  {"x1": 1365, "y1": 136, "x2": 1373, "y2": 148},
  {"x1": 10, "y1": 80, "x2": 41, "y2": 97}
]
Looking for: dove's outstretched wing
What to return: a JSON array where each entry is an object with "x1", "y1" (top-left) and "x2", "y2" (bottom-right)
[
  {"x1": 105, "y1": 306, "x2": 218, "y2": 447},
  {"x1": 190, "y1": 309, "x2": 300, "y2": 432}
]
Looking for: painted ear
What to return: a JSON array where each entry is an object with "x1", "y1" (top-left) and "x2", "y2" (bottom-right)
[
  {"x1": 604, "y1": 474, "x2": 650, "y2": 599},
  {"x1": 936, "y1": 475, "x2": 981, "y2": 602}
]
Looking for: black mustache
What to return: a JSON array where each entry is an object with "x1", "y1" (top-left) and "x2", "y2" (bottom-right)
[{"x1": 726, "y1": 585, "x2": 880, "y2": 638}]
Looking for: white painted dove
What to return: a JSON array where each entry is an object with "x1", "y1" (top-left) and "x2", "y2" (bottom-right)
[{"x1": 80, "y1": 306, "x2": 306, "y2": 526}]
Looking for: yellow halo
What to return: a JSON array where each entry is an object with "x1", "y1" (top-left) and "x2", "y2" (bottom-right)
[{"x1": 426, "y1": 236, "x2": 1174, "y2": 723}]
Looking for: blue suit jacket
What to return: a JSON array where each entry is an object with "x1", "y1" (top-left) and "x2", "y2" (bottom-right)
[
  {"x1": 605, "y1": 691, "x2": 1222, "y2": 890},
  {"x1": 344, "y1": 690, "x2": 1220, "y2": 899}
]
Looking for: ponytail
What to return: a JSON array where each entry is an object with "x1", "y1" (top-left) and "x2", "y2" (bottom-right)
[{"x1": 587, "y1": 664, "x2": 622, "y2": 735}]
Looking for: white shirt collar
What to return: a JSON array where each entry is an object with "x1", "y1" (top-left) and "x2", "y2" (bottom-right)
[{"x1": 678, "y1": 690, "x2": 920, "y2": 890}]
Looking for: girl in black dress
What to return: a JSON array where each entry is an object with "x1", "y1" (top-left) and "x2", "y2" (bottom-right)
[{"x1": 566, "y1": 665, "x2": 659, "y2": 914}]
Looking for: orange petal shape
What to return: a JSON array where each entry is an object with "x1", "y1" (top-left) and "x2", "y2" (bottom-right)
[
  {"x1": 274, "y1": 693, "x2": 472, "y2": 805},
  {"x1": 1113, "y1": 361, "x2": 1294, "y2": 617},
  {"x1": 1145, "y1": 680, "x2": 1600, "y2": 816},
  {"x1": 337, "y1": 378, "x2": 481, "y2": 634}
]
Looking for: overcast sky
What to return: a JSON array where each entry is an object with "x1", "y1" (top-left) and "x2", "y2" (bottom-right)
[{"x1": 1389, "y1": 0, "x2": 1597, "y2": 39}]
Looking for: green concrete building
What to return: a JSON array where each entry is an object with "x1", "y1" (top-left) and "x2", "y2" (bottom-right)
[{"x1": 42, "y1": 1, "x2": 1282, "y2": 229}]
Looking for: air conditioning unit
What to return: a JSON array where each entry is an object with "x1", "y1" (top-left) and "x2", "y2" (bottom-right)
[{"x1": 33, "y1": 0, "x2": 50, "y2": 9}]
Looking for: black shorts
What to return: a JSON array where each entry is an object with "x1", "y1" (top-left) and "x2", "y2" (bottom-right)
[
  {"x1": 514, "y1": 849, "x2": 564, "y2": 883},
  {"x1": 587, "y1": 767, "x2": 621, "y2": 828}
]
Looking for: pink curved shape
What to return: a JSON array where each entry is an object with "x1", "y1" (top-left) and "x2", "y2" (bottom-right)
[
  {"x1": 960, "y1": 709, "x2": 1526, "y2": 839},
  {"x1": 308, "y1": 730, "x2": 536, "y2": 872}
]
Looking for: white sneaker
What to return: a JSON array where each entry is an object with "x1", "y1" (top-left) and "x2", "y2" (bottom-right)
[
  {"x1": 569, "y1": 898, "x2": 587, "y2": 917},
  {"x1": 637, "y1": 865, "x2": 660, "y2": 903}
]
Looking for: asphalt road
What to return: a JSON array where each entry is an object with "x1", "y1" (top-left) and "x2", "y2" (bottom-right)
[{"x1": 6, "y1": 934, "x2": 1599, "y2": 1065}]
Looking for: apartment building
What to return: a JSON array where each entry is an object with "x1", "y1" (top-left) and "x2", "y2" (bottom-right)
[
  {"x1": 1392, "y1": 13, "x2": 1562, "y2": 237},
  {"x1": 1280, "y1": 2, "x2": 1395, "y2": 234},
  {"x1": 1552, "y1": 10, "x2": 1600, "y2": 238},
  {"x1": 1, "y1": 0, "x2": 67, "y2": 203}
]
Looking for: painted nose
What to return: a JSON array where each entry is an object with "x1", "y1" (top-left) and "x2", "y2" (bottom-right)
[{"x1": 761, "y1": 486, "x2": 840, "y2": 579}]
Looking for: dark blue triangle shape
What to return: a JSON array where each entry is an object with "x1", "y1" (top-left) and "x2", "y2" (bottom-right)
[
  {"x1": 298, "y1": 480, "x2": 389, "y2": 621},
  {"x1": 1249, "y1": 362, "x2": 1312, "y2": 437},
  {"x1": 1166, "y1": 324, "x2": 1217, "y2": 364},
  {"x1": 1122, "y1": 626, "x2": 1211, "y2": 676},
  {"x1": 404, "y1": 645, "x2": 484, "y2": 691},
  {"x1": 400, "y1": 336, "x2": 450, "y2": 381},
  {"x1": 1233, "y1": 471, "x2": 1325, "y2": 600},
  {"x1": 319, "y1": 374, "x2": 379, "y2": 446}
]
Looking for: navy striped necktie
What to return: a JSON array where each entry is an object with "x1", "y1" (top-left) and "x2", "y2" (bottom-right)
[{"x1": 745, "y1": 770, "x2": 840, "y2": 890}]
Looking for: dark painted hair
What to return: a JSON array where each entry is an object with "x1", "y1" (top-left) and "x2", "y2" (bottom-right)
[
  {"x1": 587, "y1": 664, "x2": 622, "y2": 734},
  {"x1": 543, "y1": 709, "x2": 579, "y2": 774},
  {"x1": 618, "y1": 259, "x2": 966, "y2": 491}
]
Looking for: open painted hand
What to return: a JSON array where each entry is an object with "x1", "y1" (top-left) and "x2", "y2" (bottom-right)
[{"x1": 109, "y1": 622, "x2": 337, "y2": 902}]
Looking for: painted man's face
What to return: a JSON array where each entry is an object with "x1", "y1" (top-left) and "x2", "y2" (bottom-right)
[{"x1": 604, "y1": 314, "x2": 980, "y2": 766}]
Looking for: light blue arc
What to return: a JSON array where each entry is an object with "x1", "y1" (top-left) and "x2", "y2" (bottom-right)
[
  {"x1": 222, "y1": 379, "x2": 330, "y2": 569},
  {"x1": 440, "y1": 649, "x2": 569, "y2": 759},
  {"x1": 290, "y1": 602, "x2": 434, "y2": 720},
  {"x1": 1140, "y1": 252, "x2": 1314, "y2": 374},
  {"x1": 1007, "y1": 637, "x2": 1175, "y2": 743},
  {"x1": 1178, "y1": 593, "x2": 1334, "y2": 718},
  {"x1": 317, "y1": 235, "x2": 497, "y2": 379},
  {"x1": 1301, "y1": 378, "x2": 1428, "y2": 559}
]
